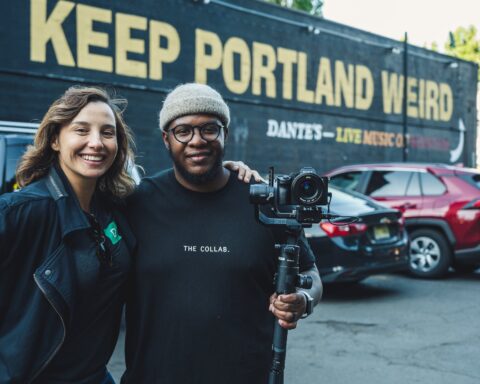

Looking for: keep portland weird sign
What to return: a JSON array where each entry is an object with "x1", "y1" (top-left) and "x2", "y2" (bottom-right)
[{"x1": 0, "y1": 0, "x2": 477, "y2": 172}]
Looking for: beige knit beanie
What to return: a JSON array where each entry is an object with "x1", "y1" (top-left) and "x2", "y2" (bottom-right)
[{"x1": 159, "y1": 83, "x2": 230, "y2": 131}]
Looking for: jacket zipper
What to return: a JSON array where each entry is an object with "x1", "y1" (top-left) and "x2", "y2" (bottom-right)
[{"x1": 30, "y1": 274, "x2": 67, "y2": 383}]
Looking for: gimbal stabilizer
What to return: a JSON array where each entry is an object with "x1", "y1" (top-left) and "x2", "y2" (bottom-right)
[{"x1": 250, "y1": 167, "x2": 355, "y2": 384}]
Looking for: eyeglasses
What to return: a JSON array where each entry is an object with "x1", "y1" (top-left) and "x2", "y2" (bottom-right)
[
  {"x1": 167, "y1": 122, "x2": 223, "y2": 144},
  {"x1": 86, "y1": 213, "x2": 112, "y2": 267}
]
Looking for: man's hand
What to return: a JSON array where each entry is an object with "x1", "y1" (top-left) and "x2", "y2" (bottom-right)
[
  {"x1": 269, "y1": 292, "x2": 307, "y2": 330},
  {"x1": 223, "y1": 160, "x2": 266, "y2": 183}
]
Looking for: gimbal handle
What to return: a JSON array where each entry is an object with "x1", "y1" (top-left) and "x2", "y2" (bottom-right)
[{"x1": 268, "y1": 228, "x2": 306, "y2": 384}]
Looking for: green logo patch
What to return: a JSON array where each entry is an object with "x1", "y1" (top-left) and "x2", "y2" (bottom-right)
[{"x1": 104, "y1": 221, "x2": 122, "y2": 245}]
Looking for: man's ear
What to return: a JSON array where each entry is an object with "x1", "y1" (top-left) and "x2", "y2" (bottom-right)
[
  {"x1": 162, "y1": 130, "x2": 170, "y2": 150},
  {"x1": 223, "y1": 126, "x2": 229, "y2": 142}
]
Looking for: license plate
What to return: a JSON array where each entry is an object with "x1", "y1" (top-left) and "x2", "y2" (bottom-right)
[{"x1": 373, "y1": 225, "x2": 390, "y2": 240}]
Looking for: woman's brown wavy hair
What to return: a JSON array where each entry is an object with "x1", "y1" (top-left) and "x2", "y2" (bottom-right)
[{"x1": 16, "y1": 85, "x2": 136, "y2": 198}]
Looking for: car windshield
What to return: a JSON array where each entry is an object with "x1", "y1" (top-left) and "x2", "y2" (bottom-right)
[
  {"x1": 329, "y1": 187, "x2": 380, "y2": 215},
  {"x1": 458, "y1": 172, "x2": 480, "y2": 189}
]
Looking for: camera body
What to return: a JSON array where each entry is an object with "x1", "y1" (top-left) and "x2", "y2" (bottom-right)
[{"x1": 250, "y1": 167, "x2": 329, "y2": 225}]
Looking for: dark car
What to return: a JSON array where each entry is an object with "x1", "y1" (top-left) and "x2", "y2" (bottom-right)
[
  {"x1": 326, "y1": 163, "x2": 480, "y2": 278},
  {"x1": 0, "y1": 134, "x2": 34, "y2": 194},
  {"x1": 305, "y1": 186, "x2": 408, "y2": 283}
]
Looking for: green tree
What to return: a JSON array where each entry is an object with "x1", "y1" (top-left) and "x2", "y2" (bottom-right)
[
  {"x1": 265, "y1": 0, "x2": 323, "y2": 17},
  {"x1": 444, "y1": 25, "x2": 480, "y2": 80}
]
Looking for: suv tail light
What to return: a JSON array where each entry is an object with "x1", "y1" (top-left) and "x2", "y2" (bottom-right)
[
  {"x1": 320, "y1": 222, "x2": 368, "y2": 237},
  {"x1": 462, "y1": 198, "x2": 480, "y2": 210}
]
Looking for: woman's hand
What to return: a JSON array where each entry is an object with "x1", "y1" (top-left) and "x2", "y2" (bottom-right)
[{"x1": 223, "y1": 160, "x2": 266, "y2": 183}]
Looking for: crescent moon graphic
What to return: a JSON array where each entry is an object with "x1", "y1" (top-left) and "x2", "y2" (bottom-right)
[{"x1": 449, "y1": 118, "x2": 465, "y2": 163}]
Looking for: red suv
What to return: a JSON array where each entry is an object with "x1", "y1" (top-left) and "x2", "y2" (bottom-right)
[{"x1": 326, "y1": 163, "x2": 480, "y2": 278}]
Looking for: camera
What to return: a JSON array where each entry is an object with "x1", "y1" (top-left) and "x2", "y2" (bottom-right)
[{"x1": 250, "y1": 167, "x2": 329, "y2": 226}]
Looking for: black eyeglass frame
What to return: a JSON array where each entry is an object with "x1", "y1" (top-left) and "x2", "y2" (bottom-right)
[{"x1": 166, "y1": 121, "x2": 225, "y2": 144}]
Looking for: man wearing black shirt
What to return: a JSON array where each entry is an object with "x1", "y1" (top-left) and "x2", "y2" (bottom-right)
[{"x1": 122, "y1": 83, "x2": 322, "y2": 384}]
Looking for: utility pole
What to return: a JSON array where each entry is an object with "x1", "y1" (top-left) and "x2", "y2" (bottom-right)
[{"x1": 402, "y1": 32, "x2": 409, "y2": 162}]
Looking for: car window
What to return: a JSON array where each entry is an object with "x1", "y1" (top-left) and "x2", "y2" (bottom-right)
[
  {"x1": 366, "y1": 171, "x2": 412, "y2": 197},
  {"x1": 406, "y1": 172, "x2": 421, "y2": 196},
  {"x1": 5, "y1": 144, "x2": 27, "y2": 192},
  {"x1": 420, "y1": 172, "x2": 446, "y2": 195},
  {"x1": 329, "y1": 171, "x2": 362, "y2": 191},
  {"x1": 329, "y1": 187, "x2": 378, "y2": 215},
  {"x1": 458, "y1": 173, "x2": 480, "y2": 190},
  {"x1": 6, "y1": 144, "x2": 25, "y2": 180}
]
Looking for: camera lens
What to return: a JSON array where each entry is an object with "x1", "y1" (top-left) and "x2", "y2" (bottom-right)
[
  {"x1": 291, "y1": 170, "x2": 326, "y2": 205},
  {"x1": 299, "y1": 180, "x2": 315, "y2": 199},
  {"x1": 294, "y1": 177, "x2": 320, "y2": 204}
]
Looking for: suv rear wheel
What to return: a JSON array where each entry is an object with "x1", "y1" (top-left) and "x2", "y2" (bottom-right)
[{"x1": 409, "y1": 229, "x2": 451, "y2": 278}]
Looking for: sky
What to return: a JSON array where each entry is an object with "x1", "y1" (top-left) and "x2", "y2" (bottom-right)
[{"x1": 322, "y1": 0, "x2": 480, "y2": 51}]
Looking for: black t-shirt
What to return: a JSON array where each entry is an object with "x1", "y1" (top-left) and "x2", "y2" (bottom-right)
[
  {"x1": 35, "y1": 205, "x2": 131, "y2": 384},
  {"x1": 122, "y1": 169, "x2": 315, "y2": 384}
]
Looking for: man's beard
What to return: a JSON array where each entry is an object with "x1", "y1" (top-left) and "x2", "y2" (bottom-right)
[{"x1": 169, "y1": 147, "x2": 224, "y2": 185}]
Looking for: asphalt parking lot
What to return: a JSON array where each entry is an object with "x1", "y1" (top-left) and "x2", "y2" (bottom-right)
[{"x1": 109, "y1": 270, "x2": 480, "y2": 384}]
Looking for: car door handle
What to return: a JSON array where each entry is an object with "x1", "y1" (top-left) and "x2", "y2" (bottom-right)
[{"x1": 394, "y1": 203, "x2": 416, "y2": 210}]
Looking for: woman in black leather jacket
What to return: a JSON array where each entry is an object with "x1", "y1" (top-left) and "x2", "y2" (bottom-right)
[
  {"x1": 0, "y1": 86, "x2": 137, "y2": 384},
  {"x1": 0, "y1": 85, "x2": 260, "y2": 384}
]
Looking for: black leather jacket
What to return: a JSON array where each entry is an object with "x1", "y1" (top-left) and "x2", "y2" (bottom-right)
[{"x1": 0, "y1": 167, "x2": 135, "y2": 383}]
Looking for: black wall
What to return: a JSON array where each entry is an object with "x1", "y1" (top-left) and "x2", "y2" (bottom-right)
[{"x1": 0, "y1": 0, "x2": 477, "y2": 175}]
